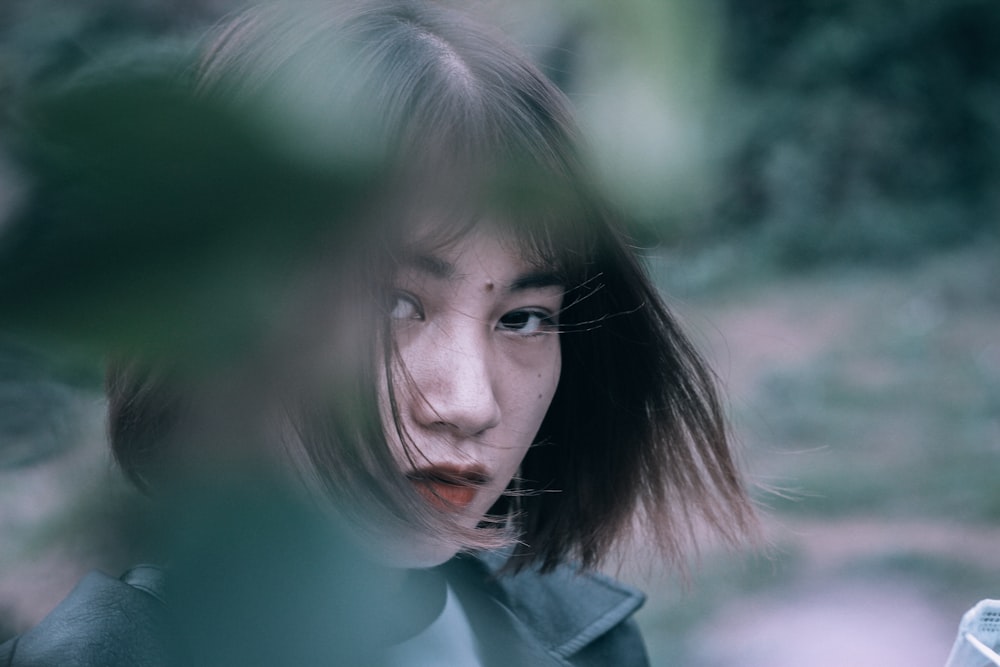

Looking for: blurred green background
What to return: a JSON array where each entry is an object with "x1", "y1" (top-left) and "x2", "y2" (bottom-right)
[{"x1": 1, "y1": 1, "x2": 998, "y2": 665}]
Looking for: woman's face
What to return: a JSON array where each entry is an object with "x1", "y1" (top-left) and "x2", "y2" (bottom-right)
[{"x1": 380, "y1": 225, "x2": 563, "y2": 567}]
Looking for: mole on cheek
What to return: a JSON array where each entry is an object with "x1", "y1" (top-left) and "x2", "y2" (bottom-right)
[{"x1": 484, "y1": 281, "x2": 495, "y2": 292}]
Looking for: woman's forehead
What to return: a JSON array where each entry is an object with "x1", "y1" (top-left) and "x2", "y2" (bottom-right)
[
  {"x1": 400, "y1": 218, "x2": 555, "y2": 274},
  {"x1": 381, "y1": 188, "x2": 577, "y2": 276}
]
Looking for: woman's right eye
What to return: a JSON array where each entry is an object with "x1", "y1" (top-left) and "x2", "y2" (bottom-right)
[{"x1": 389, "y1": 292, "x2": 423, "y2": 320}]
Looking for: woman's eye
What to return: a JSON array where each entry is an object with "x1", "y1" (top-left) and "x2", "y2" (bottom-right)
[
  {"x1": 498, "y1": 309, "x2": 555, "y2": 335},
  {"x1": 389, "y1": 292, "x2": 423, "y2": 320}
]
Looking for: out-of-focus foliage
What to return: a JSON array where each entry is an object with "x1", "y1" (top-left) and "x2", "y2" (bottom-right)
[
  {"x1": 494, "y1": 0, "x2": 1000, "y2": 263},
  {"x1": 0, "y1": 74, "x2": 379, "y2": 364},
  {"x1": 5, "y1": 0, "x2": 996, "y2": 275},
  {"x1": 0, "y1": 0, "x2": 243, "y2": 112},
  {"x1": 164, "y1": 483, "x2": 439, "y2": 666},
  {"x1": 710, "y1": 0, "x2": 1000, "y2": 266},
  {"x1": 549, "y1": 0, "x2": 724, "y2": 229},
  {"x1": 0, "y1": 0, "x2": 248, "y2": 371},
  {"x1": 480, "y1": 0, "x2": 726, "y2": 239}
]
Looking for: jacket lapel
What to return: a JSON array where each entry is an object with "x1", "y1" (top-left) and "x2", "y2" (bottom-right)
[{"x1": 447, "y1": 553, "x2": 646, "y2": 665}]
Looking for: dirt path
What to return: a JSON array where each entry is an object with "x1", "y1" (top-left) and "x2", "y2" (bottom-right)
[
  {"x1": 630, "y1": 515, "x2": 994, "y2": 666},
  {"x1": 691, "y1": 577, "x2": 957, "y2": 667},
  {"x1": 696, "y1": 517, "x2": 999, "y2": 666}
]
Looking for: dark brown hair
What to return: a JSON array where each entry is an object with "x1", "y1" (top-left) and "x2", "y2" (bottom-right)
[{"x1": 108, "y1": 0, "x2": 757, "y2": 573}]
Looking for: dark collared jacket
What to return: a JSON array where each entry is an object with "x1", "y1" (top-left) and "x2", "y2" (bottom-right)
[{"x1": 0, "y1": 556, "x2": 648, "y2": 666}]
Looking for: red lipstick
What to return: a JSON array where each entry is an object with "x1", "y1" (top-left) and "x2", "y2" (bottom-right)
[{"x1": 407, "y1": 465, "x2": 488, "y2": 511}]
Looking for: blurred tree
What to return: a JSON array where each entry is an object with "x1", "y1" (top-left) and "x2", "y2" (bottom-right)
[
  {"x1": 714, "y1": 0, "x2": 1000, "y2": 266},
  {"x1": 0, "y1": 0, "x2": 244, "y2": 103}
]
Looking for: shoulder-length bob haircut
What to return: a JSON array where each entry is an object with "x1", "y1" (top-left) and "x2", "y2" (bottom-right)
[{"x1": 108, "y1": 0, "x2": 757, "y2": 573}]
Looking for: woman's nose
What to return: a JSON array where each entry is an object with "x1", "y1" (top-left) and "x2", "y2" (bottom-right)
[{"x1": 408, "y1": 324, "x2": 501, "y2": 437}]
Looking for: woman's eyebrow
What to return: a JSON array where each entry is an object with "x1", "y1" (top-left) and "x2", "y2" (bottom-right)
[
  {"x1": 402, "y1": 252, "x2": 561, "y2": 291},
  {"x1": 508, "y1": 271, "x2": 563, "y2": 292},
  {"x1": 403, "y1": 253, "x2": 455, "y2": 280}
]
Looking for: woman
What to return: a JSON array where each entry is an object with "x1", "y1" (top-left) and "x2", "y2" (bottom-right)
[{"x1": 1, "y1": 2, "x2": 756, "y2": 665}]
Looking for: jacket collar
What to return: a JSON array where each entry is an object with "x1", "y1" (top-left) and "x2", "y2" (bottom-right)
[{"x1": 452, "y1": 551, "x2": 646, "y2": 663}]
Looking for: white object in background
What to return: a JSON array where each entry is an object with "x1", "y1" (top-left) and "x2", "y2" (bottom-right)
[{"x1": 946, "y1": 600, "x2": 1000, "y2": 666}]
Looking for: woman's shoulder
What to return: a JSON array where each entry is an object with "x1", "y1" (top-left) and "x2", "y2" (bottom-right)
[
  {"x1": 455, "y1": 552, "x2": 650, "y2": 667},
  {"x1": 0, "y1": 557, "x2": 649, "y2": 667},
  {"x1": 0, "y1": 566, "x2": 169, "y2": 667}
]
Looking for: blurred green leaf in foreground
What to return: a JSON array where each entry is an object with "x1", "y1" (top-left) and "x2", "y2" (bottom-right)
[{"x1": 0, "y1": 71, "x2": 380, "y2": 368}]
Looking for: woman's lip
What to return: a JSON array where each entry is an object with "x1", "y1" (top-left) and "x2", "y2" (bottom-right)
[
  {"x1": 407, "y1": 465, "x2": 489, "y2": 511},
  {"x1": 407, "y1": 465, "x2": 489, "y2": 485}
]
